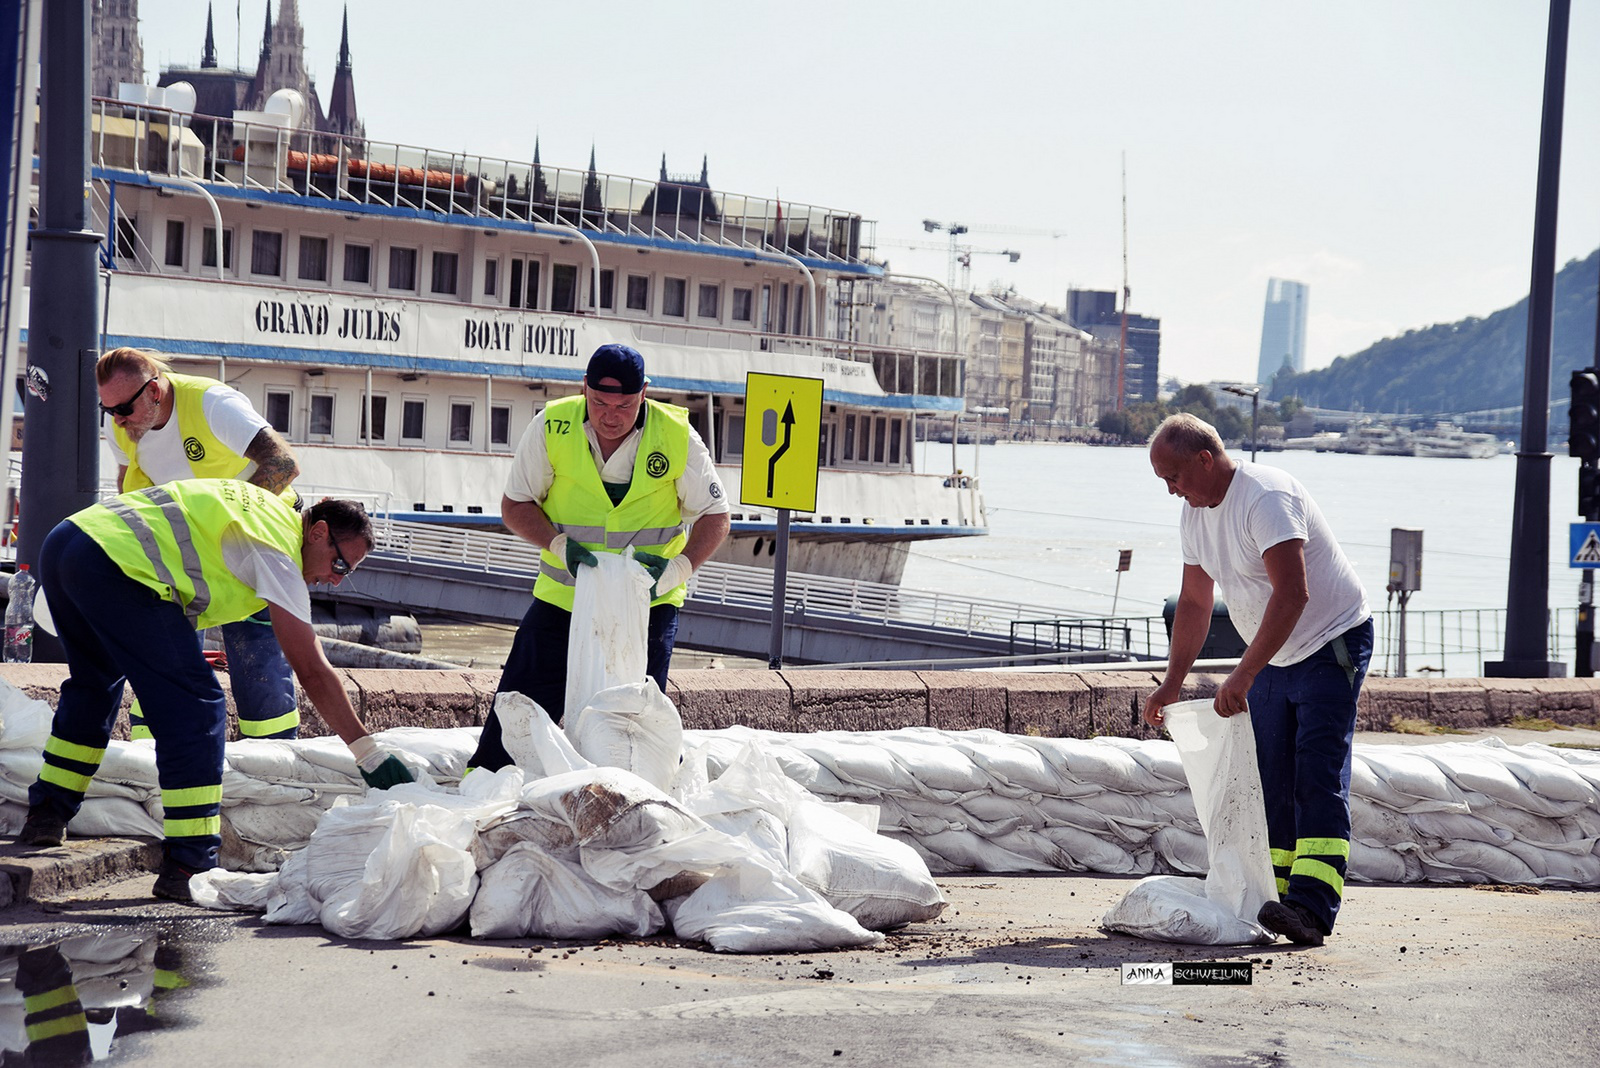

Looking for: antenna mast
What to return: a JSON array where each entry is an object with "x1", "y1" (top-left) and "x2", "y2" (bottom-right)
[{"x1": 1117, "y1": 152, "x2": 1129, "y2": 411}]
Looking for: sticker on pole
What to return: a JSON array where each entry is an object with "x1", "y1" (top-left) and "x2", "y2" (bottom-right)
[
  {"x1": 1571, "y1": 523, "x2": 1600, "y2": 568},
  {"x1": 741, "y1": 372, "x2": 823, "y2": 513}
]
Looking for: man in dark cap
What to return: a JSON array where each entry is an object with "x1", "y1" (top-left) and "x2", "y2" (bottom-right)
[{"x1": 467, "y1": 344, "x2": 730, "y2": 771}]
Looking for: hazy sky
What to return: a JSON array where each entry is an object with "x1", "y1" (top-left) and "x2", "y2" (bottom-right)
[{"x1": 132, "y1": 1, "x2": 1600, "y2": 385}]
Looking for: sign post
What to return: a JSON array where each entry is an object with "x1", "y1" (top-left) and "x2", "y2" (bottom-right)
[
  {"x1": 741, "y1": 373, "x2": 823, "y2": 670},
  {"x1": 1569, "y1": 521, "x2": 1600, "y2": 675}
]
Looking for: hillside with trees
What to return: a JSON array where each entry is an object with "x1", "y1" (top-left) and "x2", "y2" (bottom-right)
[{"x1": 1270, "y1": 247, "x2": 1599, "y2": 413}]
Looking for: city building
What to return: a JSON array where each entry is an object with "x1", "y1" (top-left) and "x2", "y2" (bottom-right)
[
  {"x1": 1256, "y1": 277, "x2": 1308, "y2": 386},
  {"x1": 1065, "y1": 288, "x2": 1161, "y2": 407}
]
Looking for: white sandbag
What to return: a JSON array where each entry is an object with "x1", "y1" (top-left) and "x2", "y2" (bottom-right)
[
  {"x1": 786, "y1": 801, "x2": 946, "y2": 929},
  {"x1": 565, "y1": 551, "x2": 653, "y2": 719},
  {"x1": 1101, "y1": 874, "x2": 1273, "y2": 945},
  {"x1": 190, "y1": 868, "x2": 277, "y2": 912},
  {"x1": 1350, "y1": 839, "x2": 1410, "y2": 883},
  {"x1": 66, "y1": 797, "x2": 163, "y2": 839},
  {"x1": 1419, "y1": 840, "x2": 1537, "y2": 884},
  {"x1": 1421, "y1": 743, "x2": 1584, "y2": 818},
  {"x1": 663, "y1": 867, "x2": 884, "y2": 953},
  {"x1": 1151, "y1": 826, "x2": 1209, "y2": 873},
  {"x1": 1104, "y1": 701, "x2": 1274, "y2": 945},
  {"x1": 565, "y1": 681, "x2": 683, "y2": 791},
  {"x1": 470, "y1": 841, "x2": 662, "y2": 939},
  {"x1": 0, "y1": 680, "x2": 51, "y2": 752},
  {"x1": 291, "y1": 792, "x2": 482, "y2": 940}
]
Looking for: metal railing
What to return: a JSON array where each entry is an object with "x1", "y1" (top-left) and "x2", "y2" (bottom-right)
[{"x1": 87, "y1": 97, "x2": 875, "y2": 266}]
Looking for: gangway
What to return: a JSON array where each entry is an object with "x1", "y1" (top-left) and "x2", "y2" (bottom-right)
[{"x1": 337, "y1": 520, "x2": 1153, "y2": 665}]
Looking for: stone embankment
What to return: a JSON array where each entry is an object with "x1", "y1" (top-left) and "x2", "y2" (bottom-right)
[{"x1": 4, "y1": 664, "x2": 1598, "y2": 739}]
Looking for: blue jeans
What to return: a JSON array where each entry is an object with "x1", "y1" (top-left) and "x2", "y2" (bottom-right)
[
  {"x1": 1247, "y1": 618, "x2": 1374, "y2": 934},
  {"x1": 468, "y1": 597, "x2": 680, "y2": 772},
  {"x1": 126, "y1": 610, "x2": 299, "y2": 740},
  {"x1": 29, "y1": 522, "x2": 226, "y2": 872}
]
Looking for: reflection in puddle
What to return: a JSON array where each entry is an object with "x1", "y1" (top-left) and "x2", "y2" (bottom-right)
[{"x1": 1, "y1": 929, "x2": 192, "y2": 1065}]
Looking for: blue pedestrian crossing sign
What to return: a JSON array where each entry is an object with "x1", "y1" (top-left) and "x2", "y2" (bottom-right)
[{"x1": 1571, "y1": 523, "x2": 1600, "y2": 568}]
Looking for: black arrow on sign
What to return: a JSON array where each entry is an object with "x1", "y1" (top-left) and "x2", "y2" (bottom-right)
[{"x1": 766, "y1": 401, "x2": 794, "y2": 498}]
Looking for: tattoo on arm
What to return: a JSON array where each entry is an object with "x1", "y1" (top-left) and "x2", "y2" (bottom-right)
[{"x1": 244, "y1": 427, "x2": 301, "y2": 493}]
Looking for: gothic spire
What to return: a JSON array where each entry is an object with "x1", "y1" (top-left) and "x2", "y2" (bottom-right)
[
  {"x1": 202, "y1": 3, "x2": 218, "y2": 68},
  {"x1": 337, "y1": 6, "x2": 352, "y2": 71},
  {"x1": 259, "y1": 3, "x2": 273, "y2": 63}
]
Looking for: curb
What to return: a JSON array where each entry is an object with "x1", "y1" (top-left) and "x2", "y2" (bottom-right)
[{"x1": 0, "y1": 838, "x2": 162, "y2": 909}]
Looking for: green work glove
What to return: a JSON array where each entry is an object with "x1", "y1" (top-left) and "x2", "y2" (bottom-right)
[
  {"x1": 551, "y1": 532, "x2": 598, "y2": 573},
  {"x1": 631, "y1": 550, "x2": 670, "y2": 583},
  {"x1": 359, "y1": 754, "x2": 415, "y2": 790}
]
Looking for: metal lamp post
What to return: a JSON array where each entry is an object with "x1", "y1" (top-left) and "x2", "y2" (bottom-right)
[{"x1": 1222, "y1": 384, "x2": 1261, "y2": 461}]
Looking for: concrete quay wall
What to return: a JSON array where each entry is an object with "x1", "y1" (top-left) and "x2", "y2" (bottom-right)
[{"x1": 4, "y1": 665, "x2": 1598, "y2": 740}]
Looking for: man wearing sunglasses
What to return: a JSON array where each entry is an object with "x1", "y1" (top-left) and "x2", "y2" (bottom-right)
[
  {"x1": 97, "y1": 348, "x2": 302, "y2": 743},
  {"x1": 15, "y1": 479, "x2": 414, "y2": 901}
]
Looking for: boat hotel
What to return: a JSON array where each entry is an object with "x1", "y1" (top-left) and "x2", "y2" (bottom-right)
[{"x1": 15, "y1": 5, "x2": 996, "y2": 587}]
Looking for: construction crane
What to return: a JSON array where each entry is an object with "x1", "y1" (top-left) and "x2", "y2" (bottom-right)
[
  {"x1": 921, "y1": 220, "x2": 1064, "y2": 290},
  {"x1": 881, "y1": 240, "x2": 1021, "y2": 291}
]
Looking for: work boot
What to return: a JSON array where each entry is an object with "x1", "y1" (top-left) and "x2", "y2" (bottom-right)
[
  {"x1": 1258, "y1": 900, "x2": 1326, "y2": 946},
  {"x1": 17, "y1": 808, "x2": 68, "y2": 848},
  {"x1": 152, "y1": 860, "x2": 199, "y2": 903}
]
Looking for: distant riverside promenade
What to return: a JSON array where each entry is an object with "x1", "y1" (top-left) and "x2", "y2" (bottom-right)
[{"x1": 4, "y1": 664, "x2": 1598, "y2": 740}]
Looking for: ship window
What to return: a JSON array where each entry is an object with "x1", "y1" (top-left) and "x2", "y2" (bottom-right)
[
  {"x1": 843, "y1": 414, "x2": 856, "y2": 460},
  {"x1": 509, "y1": 258, "x2": 540, "y2": 310},
  {"x1": 250, "y1": 230, "x2": 283, "y2": 277},
  {"x1": 202, "y1": 227, "x2": 233, "y2": 270},
  {"x1": 625, "y1": 274, "x2": 649, "y2": 311},
  {"x1": 431, "y1": 251, "x2": 459, "y2": 295},
  {"x1": 164, "y1": 219, "x2": 185, "y2": 268},
  {"x1": 697, "y1": 284, "x2": 720, "y2": 320},
  {"x1": 551, "y1": 263, "x2": 578, "y2": 312},
  {"x1": 483, "y1": 258, "x2": 499, "y2": 297},
  {"x1": 359, "y1": 393, "x2": 388, "y2": 442},
  {"x1": 889, "y1": 419, "x2": 903, "y2": 465},
  {"x1": 401, "y1": 398, "x2": 426, "y2": 441},
  {"x1": 298, "y1": 236, "x2": 328, "y2": 282},
  {"x1": 732, "y1": 287, "x2": 753, "y2": 322},
  {"x1": 115, "y1": 213, "x2": 138, "y2": 261},
  {"x1": 663, "y1": 277, "x2": 686, "y2": 317},
  {"x1": 596, "y1": 268, "x2": 615, "y2": 310},
  {"x1": 873, "y1": 416, "x2": 887, "y2": 463},
  {"x1": 449, "y1": 401, "x2": 473, "y2": 445},
  {"x1": 388, "y1": 246, "x2": 418, "y2": 291},
  {"x1": 724, "y1": 415, "x2": 744, "y2": 458},
  {"x1": 309, "y1": 393, "x2": 334, "y2": 437},
  {"x1": 490, "y1": 404, "x2": 511, "y2": 446},
  {"x1": 343, "y1": 242, "x2": 372, "y2": 284},
  {"x1": 264, "y1": 389, "x2": 291, "y2": 434},
  {"x1": 778, "y1": 284, "x2": 790, "y2": 335}
]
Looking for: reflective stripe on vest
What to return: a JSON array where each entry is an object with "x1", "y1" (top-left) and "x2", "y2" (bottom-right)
[
  {"x1": 533, "y1": 395, "x2": 690, "y2": 611},
  {"x1": 68, "y1": 479, "x2": 304, "y2": 630},
  {"x1": 115, "y1": 373, "x2": 251, "y2": 491}
]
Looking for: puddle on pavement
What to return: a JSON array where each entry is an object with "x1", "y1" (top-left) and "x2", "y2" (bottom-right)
[{"x1": 1, "y1": 927, "x2": 198, "y2": 1065}]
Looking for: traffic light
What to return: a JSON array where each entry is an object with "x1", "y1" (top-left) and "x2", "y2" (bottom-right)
[
  {"x1": 1570, "y1": 369, "x2": 1600, "y2": 459},
  {"x1": 1581, "y1": 463, "x2": 1600, "y2": 518}
]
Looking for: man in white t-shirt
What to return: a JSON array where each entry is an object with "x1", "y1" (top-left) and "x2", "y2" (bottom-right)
[
  {"x1": 97, "y1": 347, "x2": 302, "y2": 740},
  {"x1": 1141, "y1": 413, "x2": 1373, "y2": 947},
  {"x1": 467, "y1": 344, "x2": 730, "y2": 772}
]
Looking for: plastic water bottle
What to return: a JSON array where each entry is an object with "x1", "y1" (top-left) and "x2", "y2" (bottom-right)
[{"x1": 5, "y1": 564, "x2": 35, "y2": 664}]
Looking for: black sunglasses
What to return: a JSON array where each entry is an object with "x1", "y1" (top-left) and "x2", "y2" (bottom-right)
[
  {"x1": 100, "y1": 377, "x2": 157, "y2": 418},
  {"x1": 330, "y1": 533, "x2": 358, "y2": 577}
]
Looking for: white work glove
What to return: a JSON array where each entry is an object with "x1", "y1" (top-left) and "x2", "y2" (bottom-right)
[
  {"x1": 656, "y1": 554, "x2": 694, "y2": 594},
  {"x1": 549, "y1": 532, "x2": 568, "y2": 561},
  {"x1": 347, "y1": 735, "x2": 414, "y2": 789}
]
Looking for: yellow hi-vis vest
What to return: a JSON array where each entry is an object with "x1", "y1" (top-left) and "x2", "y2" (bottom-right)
[
  {"x1": 69, "y1": 479, "x2": 303, "y2": 630},
  {"x1": 114, "y1": 372, "x2": 250, "y2": 491},
  {"x1": 533, "y1": 395, "x2": 690, "y2": 611}
]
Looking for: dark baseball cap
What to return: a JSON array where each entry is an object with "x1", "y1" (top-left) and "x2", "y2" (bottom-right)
[{"x1": 585, "y1": 344, "x2": 647, "y2": 394}]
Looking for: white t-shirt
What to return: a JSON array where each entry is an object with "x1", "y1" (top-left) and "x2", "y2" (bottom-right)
[
  {"x1": 105, "y1": 381, "x2": 270, "y2": 485},
  {"x1": 220, "y1": 527, "x2": 312, "y2": 623},
  {"x1": 1179, "y1": 461, "x2": 1368, "y2": 666},
  {"x1": 504, "y1": 403, "x2": 729, "y2": 522}
]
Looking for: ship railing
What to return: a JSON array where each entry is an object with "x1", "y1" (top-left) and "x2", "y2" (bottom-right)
[{"x1": 85, "y1": 97, "x2": 877, "y2": 266}]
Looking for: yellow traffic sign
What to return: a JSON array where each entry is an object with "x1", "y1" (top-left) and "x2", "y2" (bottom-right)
[{"x1": 741, "y1": 372, "x2": 823, "y2": 512}]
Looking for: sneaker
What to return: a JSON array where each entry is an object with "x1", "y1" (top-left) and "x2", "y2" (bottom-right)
[
  {"x1": 1258, "y1": 900, "x2": 1327, "y2": 946},
  {"x1": 17, "y1": 809, "x2": 68, "y2": 848},
  {"x1": 152, "y1": 860, "x2": 198, "y2": 903}
]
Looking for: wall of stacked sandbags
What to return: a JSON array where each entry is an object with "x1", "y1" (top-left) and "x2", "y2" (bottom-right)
[{"x1": 3, "y1": 664, "x2": 1598, "y2": 739}]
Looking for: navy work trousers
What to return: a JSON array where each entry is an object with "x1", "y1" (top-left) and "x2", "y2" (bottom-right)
[
  {"x1": 1247, "y1": 618, "x2": 1374, "y2": 935},
  {"x1": 28, "y1": 522, "x2": 226, "y2": 872},
  {"x1": 127, "y1": 610, "x2": 299, "y2": 740},
  {"x1": 467, "y1": 596, "x2": 679, "y2": 772}
]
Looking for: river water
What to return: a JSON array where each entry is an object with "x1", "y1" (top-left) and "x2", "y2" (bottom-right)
[{"x1": 421, "y1": 442, "x2": 1590, "y2": 673}]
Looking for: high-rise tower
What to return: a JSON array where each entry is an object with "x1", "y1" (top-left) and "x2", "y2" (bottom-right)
[{"x1": 1256, "y1": 278, "x2": 1308, "y2": 386}]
